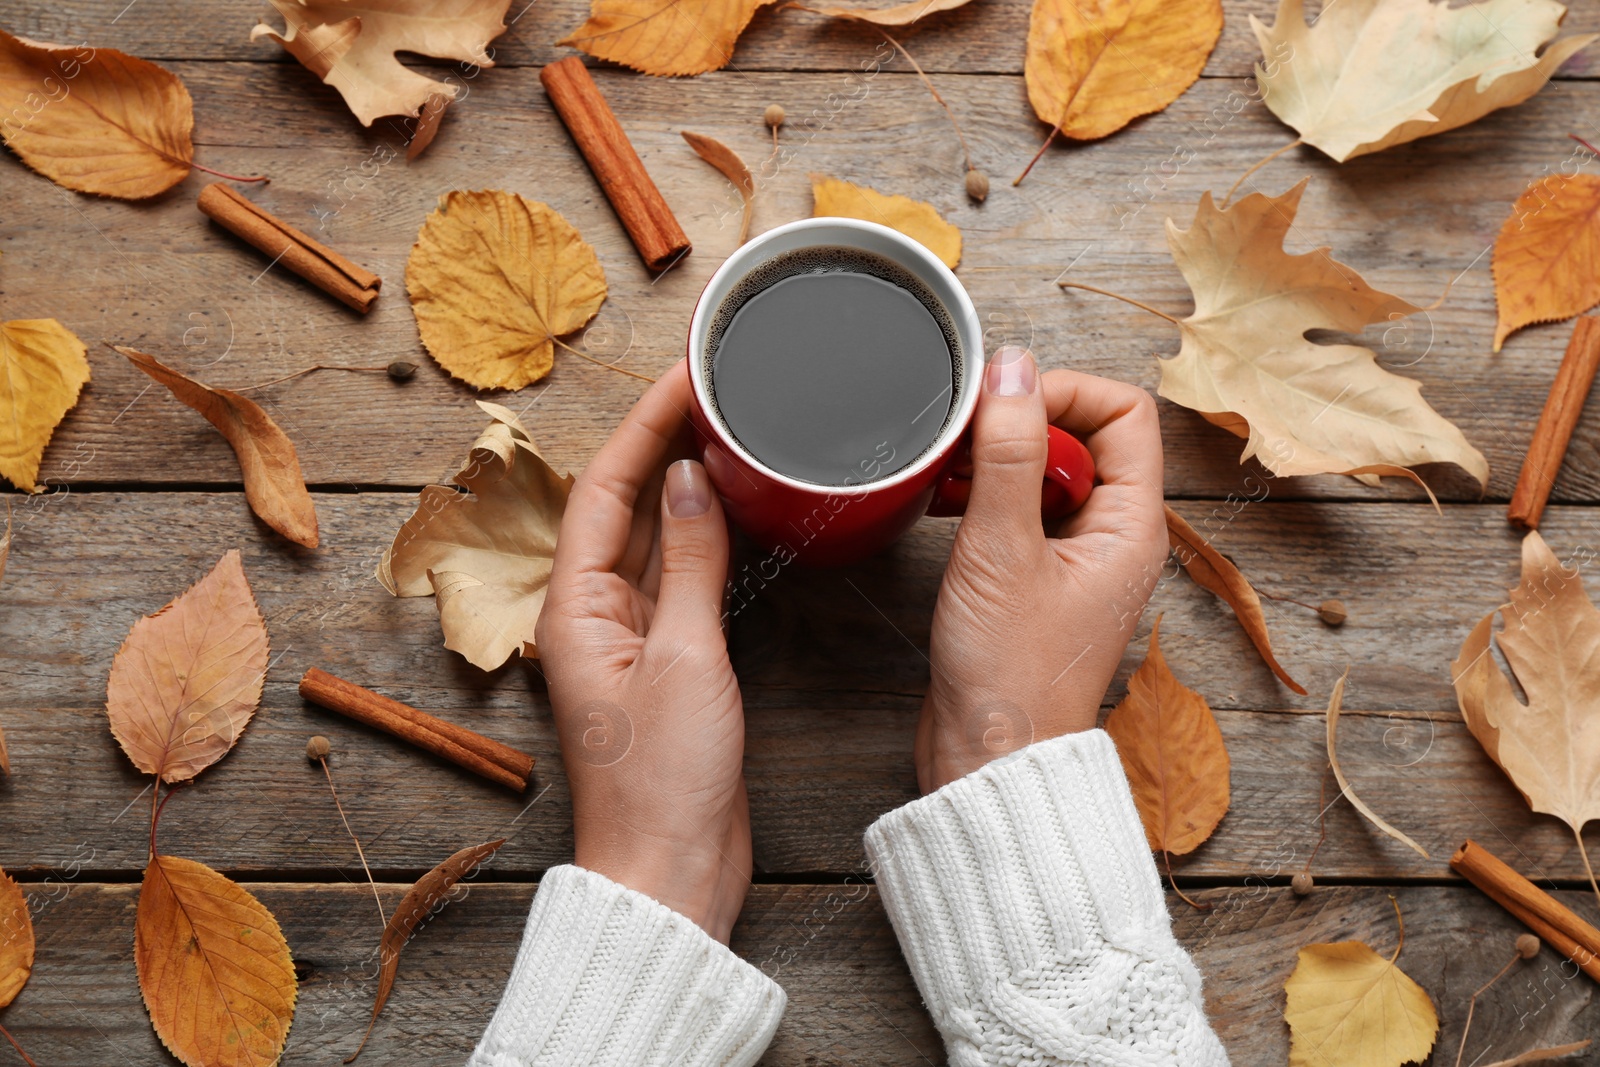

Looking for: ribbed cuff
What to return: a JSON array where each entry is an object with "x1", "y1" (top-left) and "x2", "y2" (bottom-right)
[
  {"x1": 466, "y1": 865, "x2": 786, "y2": 1067},
  {"x1": 864, "y1": 730, "x2": 1229, "y2": 1065}
]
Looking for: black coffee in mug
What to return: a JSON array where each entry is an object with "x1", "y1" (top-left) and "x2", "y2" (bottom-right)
[{"x1": 705, "y1": 246, "x2": 960, "y2": 486}]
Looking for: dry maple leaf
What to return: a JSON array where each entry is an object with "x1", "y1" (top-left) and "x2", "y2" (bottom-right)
[
  {"x1": 0, "y1": 319, "x2": 90, "y2": 493},
  {"x1": 106, "y1": 550, "x2": 269, "y2": 783},
  {"x1": 1492, "y1": 174, "x2": 1600, "y2": 351},
  {"x1": 1165, "y1": 504, "x2": 1304, "y2": 694},
  {"x1": 407, "y1": 190, "x2": 608, "y2": 391},
  {"x1": 347, "y1": 839, "x2": 504, "y2": 1062},
  {"x1": 811, "y1": 175, "x2": 961, "y2": 268},
  {"x1": 136, "y1": 854, "x2": 297, "y2": 1067},
  {"x1": 1104, "y1": 616, "x2": 1229, "y2": 905},
  {"x1": 561, "y1": 0, "x2": 775, "y2": 75},
  {"x1": 1148, "y1": 180, "x2": 1487, "y2": 487},
  {"x1": 252, "y1": 0, "x2": 510, "y2": 128},
  {"x1": 379, "y1": 402, "x2": 572, "y2": 670},
  {"x1": 118, "y1": 347, "x2": 318, "y2": 547},
  {"x1": 0, "y1": 30, "x2": 194, "y2": 198},
  {"x1": 1025, "y1": 0, "x2": 1221, "y2": 142},
  {"x1": 1454, "y1": 529, "x2": 1600, "y2": 906},
  {"x1": 683, "y1": 131, "x2": 754, "y2": 246},
  {"x1": 1283, "y1": 898, "x2": 1438, "y2": 1067},
  {"x1": 1252, "y1": 0, "x2": 1595, "y2": 162},
  {"x1": 1327, "y1": 668, "x2": 1429, "y2": 858}
]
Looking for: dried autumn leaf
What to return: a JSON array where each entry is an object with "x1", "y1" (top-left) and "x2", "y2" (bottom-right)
[
  {"x1": 0, "y1": 31, "x2": 194, "y2": 198},
  {"x1": 106, "y1": 550, "x2": 269, "y2": 783},
  {"x1": 1104, "y1": 616, "x2": 1230, "y2": 860},
  {"x1": 561, "y1": 0, "x2": 772, "y2": 75},
  {"x1": 1154, "y1": 180, "x2": 1487, "y2": 487},
  {"x1": 1252, "y1": 0, "x2": 1594, "y2": 162},
  {"x1": 791, "y1": 0, "x2": 972, "y2": 26},
  {"x1": 0, "y1": 866, "x2": 31, "y2": 1008},
  {"x1": 1283, "y1": 900, "x2": 1438, "y2": 1067},
  {"x1": 1165, "y1": 505, "x2": 1304, "y2": 695},
  {"x1": 1454, "y1": 529, "x2": 1600, "y2": 904},
  {"x1": 811, "y1": 175, "x2": 961, "y2": 268},
  {"x1": 379, "y1": 403, "x2": 571, "y2": 670},
  {"x1": 348, "y1": 839, "x2": 504, "y2": 1062},
  {"x1": 252, "y1": 0, "x2": 510, "y2": 127},
  {"x1": 136, "y1": 854, "x2": 296, "y2": 1067},
  {"x1": 0, "y1": 319, "x2": 90, "y2": 493},
  {"x1": 1328, "y1": 668, "x2": 1429, "y2": 858},
  {"x1": 1025, "y1": 0, "x2": 1221, "y2": 141},
  {"x1": 407, "y1": 191, "x2": 608, "y2": 391},
  {"x1": 1480, "y1": 1043, "x2": 1593, "y2": 1067},
  {"x1": 683, "y1": 131, "x2": 754, "y2": 245},
  {"x1": 0, "y1": 725, "x2": 9, "y2": 777},
  {"x1": 117, "y1": 347, "x2": 318, "y2": 547},
  {"x1": 1492, "y1": 175, "x2": 1600, "y2": 351}
]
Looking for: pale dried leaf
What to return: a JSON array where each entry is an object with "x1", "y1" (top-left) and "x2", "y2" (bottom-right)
[
  {"x1": 1164, "y1": 505, "x2": 1303, "y2": 694},
  {"x1": 406, "y1": 190, "x2": 608, "y2": 391},
  {"x1": 379, "y1": 404, "x2": 572, "y2": 670},
  {"x1": 118, "y1": 347, "x2": 318, "y2": 547},
  {"x1": 0, "y1": 31, "x2": 193, "y2": 198},
  {"x1": 348, "y1": 839, "x2": 504, "y2": 1062},
  {"x1": 136, "y1": 854, "x2": 296, "y2": 1067},
  {"x1": 1252, "y1": 0, "x2": 1594, "y2": 161},
  {"x1": 560, "y1": 0, "x2": 770, "y2": 75},
  {"x1": 810, "y1": 175, "x2": 960, "y2": 268},
  {"x1": 790, "y1": 0, "x2": 971, "y2": 26},
  {"x1": 1284, "y1": 932, "x2": 1437, "y2": 1067},
  {"x1": 0, "y1": 866, "x2": 32, "y2": 1008},
  {"x1": 1453, "y1": 531, "x2": 1600, "y2": 842},
  {"x1": 106, "y1": 550, "x2": 269, "y2": 783},
  {"x1": 1492, "y1": 175, "x2": 1600, "y2": 351},
  {"x1": 252, "y1": 0, "x2": 510, "y2": 126},
  {"x1": 683, "y1": 131, "x2": 753, "y2": 245},
  {"x1": 1481, "y1": 1041, "x2": 1593, "y2": 1067},
  {"x1": 0, "y1": 319, "x2": 90, "y2": 493},
  {"x1": 1159, "y1": 180, "x2": 1487, "y2": 487},
  {"x1": 1104, "y1": 616, "x2": 1230, "y2": 856},
  {"x1": 1026, "y1": 0, "x2": 1221, "y2": 140},
  {"x1": 1327, "y1": 668, "x2": 1429, "y2": 858}
]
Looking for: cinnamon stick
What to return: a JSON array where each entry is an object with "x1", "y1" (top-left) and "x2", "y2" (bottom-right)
[
  {"x1": 540, "y1": 57, "x2": 691, "y2": 272},
  {"x1": 299, "y1": 668, "x2": 533, "y2": 791},
  {"x1": 198, "y1": 183, "x2": 382, "y2": 313},
  {"x1": 1509, "y1": 316, "x2": 1600, "y2": 529},
  {"x1": 1452, "y1": 839, "x2": 1600, "y2": 983}
]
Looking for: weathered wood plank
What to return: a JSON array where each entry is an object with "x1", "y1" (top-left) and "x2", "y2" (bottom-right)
[
  {"x1": 5, "y1": 66, "x2": 1597, "y2": 501},
  {"x1": 3, "y1": 492, "x2": 1600, "y2": 879},
  {"x1": 2, "y1": 882, "x2": 1597, "y2": 1065},
  {"x1": 13, "y1": 0, "x2": 1600, "y2": 78}
]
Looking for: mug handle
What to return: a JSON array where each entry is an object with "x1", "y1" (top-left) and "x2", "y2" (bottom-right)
[{"x1": 926, "y1": 425, "x2": 1095, "y2": 520}]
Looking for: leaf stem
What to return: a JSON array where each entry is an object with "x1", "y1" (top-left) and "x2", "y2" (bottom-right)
[
  {"x1": 1572, "y1": 824, "x2": 1600, "y2": 913},
  {"x1": 551, "y1": 337, "x2": 656, "y2": 382},
  {"x1": 1013, "y1": 119, "x2": 1063, "y2": 187},
  {"x1": 1163, "y1": 850, "x2": 1211, "y2": 910},
  {"x1": 1221, "y1": 139, "x2": 1302, "y2": 208},
  {"x1": 319, "y1": 756, "x2": 386, "y2": 929},
  {"x1": 148, "y1": 780, "x2": 185, "y2": 860},
  {"x1": 1454, "y1": 949, "x2": 1521, "y2": 1067},
  {"x1": 1388, "y1": 893, "x2": 1405, "y2": 963},
  {"x1": 0, "y1": 1022, "x2": 38, "y2": 1067},
  {"x1": 1058, "y1": 281, "x2": 1183, "y2": 326},
  {"x1": 879, "y1": 29, "x2": 972, "y2": 173},
  {"x1": 190, "y1": 161, "x2": 269, "y2": 184},
  {"x1": 231, "y1": 365, "x2": 390, "y2": 392}
]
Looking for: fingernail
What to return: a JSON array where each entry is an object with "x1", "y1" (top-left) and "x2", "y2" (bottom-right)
[
  {"x1": 666, "y1": 459, "x2": 711, "y2": 518},
  {"x1": 987, "y1": 346, "x2": 1036, "y2": 397}
]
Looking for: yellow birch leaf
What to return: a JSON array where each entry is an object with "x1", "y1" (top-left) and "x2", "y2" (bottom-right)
[
  {"x1": 560, "y1": 0, "x2": 772, "y2": 75},
  {"x1": 0, "y1": 30, "x2": 193, "y2": 198},
  {"x1": 810, "y1": 175, "x2": 961, "y2": 268},
  {"x1": 1492, "y1": 174, "x2": 1600, "y2": 351},
  {"x1": 406, "y1": 191, "x2": 608, "y2": 391},
  {"x1": 1025, "y1": 0, "x2": 1222, "y2": 141},
  {"x1": 0, "y1": 318, "x2": 90, "y2": 493},
  {"x1": 792, "y1": 0, "x2": 972, "y2": 26},
  {"x1": 136, "y1": 854, "x2": 296, "y2": 1067}
]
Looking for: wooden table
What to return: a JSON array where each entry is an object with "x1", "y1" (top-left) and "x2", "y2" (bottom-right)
[{"x1": 4, "y1": 0, "x2": 1600, "y2": 1061}]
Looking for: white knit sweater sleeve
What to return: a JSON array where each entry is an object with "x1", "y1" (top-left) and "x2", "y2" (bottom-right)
[
  {"x1": 864, "y1": 729, "x2": 1230, "y2": 1066},
  {"x1": 465, "y1": 864, "x2": 786, "y2": 1067}
]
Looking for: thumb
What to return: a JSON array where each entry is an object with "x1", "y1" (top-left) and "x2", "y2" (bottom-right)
[
  {"x1": 653, "y1": 459, "x2": 730, "y2": 640},
  {"x1": 962, "y1": 345, "x2": 1049, "y2": 547}
]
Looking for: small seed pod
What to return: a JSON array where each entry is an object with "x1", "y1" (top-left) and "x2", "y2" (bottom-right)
[
  {"x1": 1291, "y1": 872, "x2": 1314, "y2": 896},
  {"x1": 764, "y1": 104, "x2": 786, "y2": 130},
  {"x1": 1318, "y1": 599, "x2": 1348, "y2": 627},
  {"x1": 387, "y1": 360, "x2": 418, "y2": 382},
  {"x1": 965, "y1": 168, "x2": 990, "y2": 203},
  {"x1": 306, "y1": 735, "x2": 331, "y2": 761},
  {"x1": 1517, "y1": 933, "x2": 1541, "y2": 959}
]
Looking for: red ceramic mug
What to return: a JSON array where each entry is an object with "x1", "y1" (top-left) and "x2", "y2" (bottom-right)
[{"x1": 686, "y1": 217, "x2": 1094, "y2": 566}]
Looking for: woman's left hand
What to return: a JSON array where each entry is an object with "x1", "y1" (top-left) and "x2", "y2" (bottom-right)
[{"x1": 535, "y1": 359, "x2": 750, "y2": 944}]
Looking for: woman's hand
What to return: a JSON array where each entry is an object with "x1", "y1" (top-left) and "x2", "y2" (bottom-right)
[
  {"x1": 917, "y1": 345, "x2": 1168, "y2": 792},
  {"x1": 535, "y1": 360, "x2": 750, "y2": 944}
]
